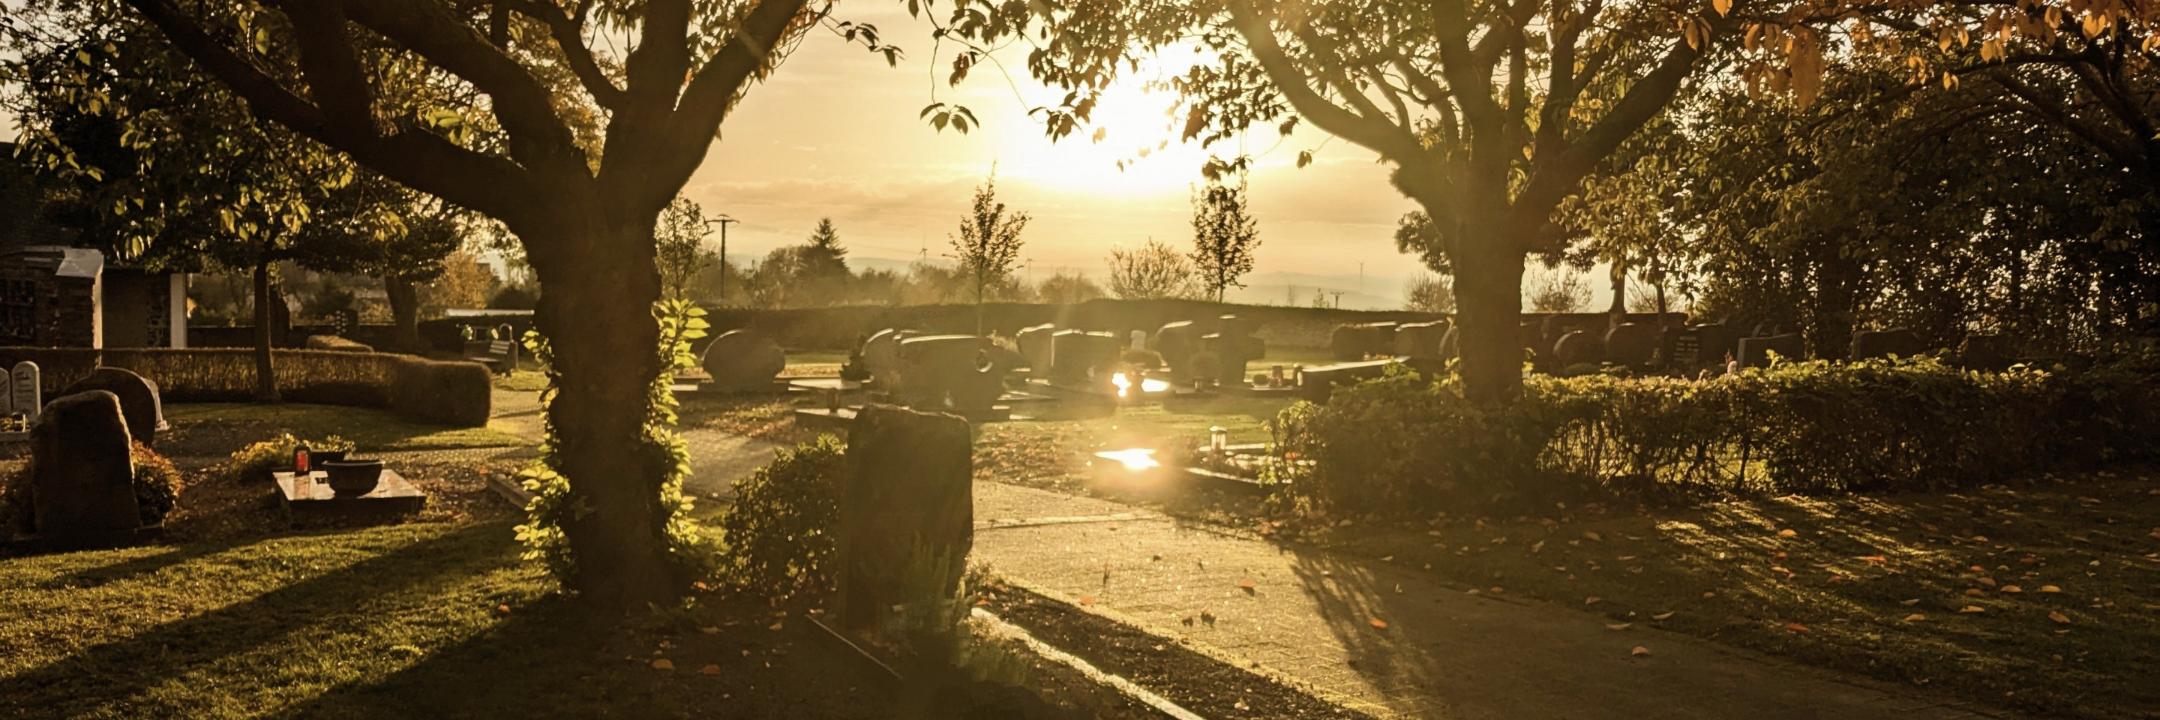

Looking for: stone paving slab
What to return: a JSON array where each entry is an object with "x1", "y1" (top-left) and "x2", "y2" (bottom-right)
[{"x1": 971, "y1": 482, "x2": 2011, "y2": 720}]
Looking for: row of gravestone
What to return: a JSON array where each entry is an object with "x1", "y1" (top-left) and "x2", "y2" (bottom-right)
[{"x1": 8, "y1": 365, "x2": 167, "y2": 548}]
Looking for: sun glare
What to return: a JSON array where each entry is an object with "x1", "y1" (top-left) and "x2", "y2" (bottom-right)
[{"x1": 993, "y1": 59, "x2": 1224, "y2": 198}]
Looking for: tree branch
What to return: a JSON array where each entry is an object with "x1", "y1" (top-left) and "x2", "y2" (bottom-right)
[
  {"x1": 1226, "y1": 1, "x2": 1424, "y2": 161},
  {"x1": 501, "y1": 0, "x2": 626, "y2": 110}
]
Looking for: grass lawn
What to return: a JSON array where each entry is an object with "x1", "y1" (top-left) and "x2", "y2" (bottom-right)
[
  {"x1": 161, "y1": 404, "x2": 530, "y2": 457},
  {"x1": 0, "y1": 522, "x2": 893, "y2": 719},
  {"x1": 1302, "y1": 469, "x2": 2160, "y2": 719}
]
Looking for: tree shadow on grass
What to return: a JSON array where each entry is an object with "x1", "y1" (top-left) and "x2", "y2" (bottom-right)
[
  {"x1": 34, "y1": 539, "x2": 260, "y2": 590},
  {"x1": 0, "y1": 523, "x2": 519, "y2": 719}
]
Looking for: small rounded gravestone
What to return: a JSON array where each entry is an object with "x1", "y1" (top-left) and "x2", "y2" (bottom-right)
[
  {"x1": 701, "y1": 330, "x2": 786, "y2": 393},
  {"x1": 62, "y1": 367, "x2": 164, "y2": 447},
  {"x1": 1604, "y1": 323, "x2": 1658, "y2": 368}
]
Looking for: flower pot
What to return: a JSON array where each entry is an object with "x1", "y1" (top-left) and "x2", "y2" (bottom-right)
[{"x1": 323, "y1": 460, "x2": 384, "y2": 497}]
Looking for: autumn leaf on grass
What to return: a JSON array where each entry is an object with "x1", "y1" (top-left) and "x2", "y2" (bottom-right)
[
  {"x1": 1606, "y1": 622, "x2": 1632, "y2": 631},
  {"x1": 1079, "y1": 595, "x2": 1095, "y2": 607},
  {"x1": 1630, "y1": 646, "x2": 1652, "y2": 657},
  {"x1": 650, "y1": 658, "x2": 675, "y2": 671},
  {"x1": 1858, "y1": 555, "x2": 1889, "y2": 566},
  {"x1": 1584, "y1": 596, "x2": 1603, "y2": 606},
  {"x1": 2039, "y1": 584, "x2": 2063, "y2": 593},
  {"x1": 1902, "y1": 613, "x2": 1927, "y2": 623},
  {"x1": 699, "y1": 664, "x2": 722, "y2": 675},
  {"x1": 1783, "y1": 622, "x2": 1810, "y2": 634},
  {"x1": 2000, "y1": 585, "x2": 2023, "y2": 594},
  {"x1": 1651, "y1": 611, "x2": 1676, "y2": 621},
  {"x1": 1958, "y1": 605, "x2": 1986, "y2": 614},
  {"x1": 1899, "y1": 598, "x2": 1921, "y2": 606},
  {"x1": 1369, "y1": 618, "x2": 1390, "y2": 630},
  {"x1": 2048, "y1": 611, "x2": 2071, "y2": 625},
  {"x1": 1237, "y1": 578, "x2": 1257, "y2": 595},
  {"x1": 1777, "y1": 529, "x2": 1798, "y2": 539}
]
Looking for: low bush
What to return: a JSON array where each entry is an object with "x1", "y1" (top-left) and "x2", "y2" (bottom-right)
[
  {"x1": 718, "y1": 435, "x2": 845, "y2": 603},
  {"x1": 1270, "y1": 357, "x2": 2160, "y2": 517},
  {"x1": 2, "y1": 441, "x2": 186, "y2": 537},
  {"x1": 222, "y1": 432, "x2": 356, "y2": 484},
  {"x1": 389, "y1": 359, "x2": 492, "y2": 427}
]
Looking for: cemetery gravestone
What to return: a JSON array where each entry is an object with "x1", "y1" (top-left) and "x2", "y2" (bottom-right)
[
  {"x1": 700, "y1": 329, "x2": 787, "y2": 392},
  {"x1": 61, "y1": 366, "x2": 164, "y2": 446},
  {"x1": 1851, "y1": 328, "x2": 1927, "y2": 360},
  {"x1": 1200, "y1": 315, "x2": 1265, "y2": 386},
  {"x1": 893, "y1": 335, "x2": 1009, "y2": 413},
  {"x1": 837, "y1": 404, "x2": 973, "y2": 634},
  {"x1": 30, "y1": 391, "x2": 140, "y2": 540},
  {"x1": 1152, "y1": 321, "x2": 1202, "y2": 382},
  {"x1": 1738, "y1": 333, "x2": 1805, "y2": 368},
  {"x1": 1015, "y1": 324, "x2": 1056, "y2": 373},
  {"x1": 1552, "y1": 330, "x2": 1606, "y2": 368},
  {"x1": 862, "y1": 328, "x2": 915, "y2": 387},
  {"x1": 1328, "y1": 322, "x2": 1398, "y2": 361},
  {"x1": 5, "y1": 361, "x2": 39, "y2": 426},
  {"x1": 1394, "y1": 321, "x2": 1449, "y2": 360},
  {"x1": 1604, "y1": 322, "x2": 1658, "y2": 369},
  {"x1": 1050, "y1": 330, "x2": 1118, "y2": 386}
]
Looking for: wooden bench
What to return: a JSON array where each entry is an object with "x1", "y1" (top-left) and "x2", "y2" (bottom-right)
[{"x1": 466, "y1": 325, "x2": 519, "y2": 373}]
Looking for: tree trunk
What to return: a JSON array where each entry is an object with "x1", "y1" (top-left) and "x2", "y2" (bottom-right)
[
  {"x1": 251, "y1": 258, "x2": 280, "y2": 403},
  {"x1": 528, "y1": 219, "x2": 677, "y2": 612},
  {"x1": 1607, "y1": 261, "x2": 1627, "y2": 319},
  {"x1": 385, "y1": 276, "x2": 422, "y2": 352},
  {"x1": 1451, "y1": 230, "x2": 1527, "y2": 404}
]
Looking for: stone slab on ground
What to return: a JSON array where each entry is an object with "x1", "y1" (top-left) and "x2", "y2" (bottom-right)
[{"x1": 970, "y1": 482, "x2": 2010, "y2": 720}]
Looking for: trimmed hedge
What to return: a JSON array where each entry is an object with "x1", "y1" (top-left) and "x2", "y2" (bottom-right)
[
  {"x1": 0, "y1": 347, "x2": 491, "y2": 428},
  {"x1": 389, "y1": 359, "x2": 492, "y2": 427},
  {"x1": 1270, "y1": 357, "x2": 2160, "y2": 516}
]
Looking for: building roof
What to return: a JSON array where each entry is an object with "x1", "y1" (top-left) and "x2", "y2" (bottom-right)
[{"x1": 1, "y1": 244, "x2": 105, "y2": 279}]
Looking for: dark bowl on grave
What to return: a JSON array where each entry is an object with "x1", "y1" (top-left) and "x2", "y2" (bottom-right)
[
  {"x1": 312, "y1": 450, "x2": 349, "y2": 465},
  {"x1": 323, "y1": 460, "x2": 385, "y2": 497}
]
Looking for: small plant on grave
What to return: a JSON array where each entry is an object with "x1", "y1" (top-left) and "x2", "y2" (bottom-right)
[
  {"x1": 717, "y1": 435, "x2": 845, "y2": 603},
  {"x1": 874, "y1": 547, "x2": 986, "y2": 667},
  {"x1": 220, "y1": 433, "x2": 355, "y2": 484},
  {"x1": 513, "y1": 298, "x2": 720, "y2": 591}
]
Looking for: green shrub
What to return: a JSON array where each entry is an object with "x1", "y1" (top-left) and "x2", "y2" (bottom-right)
[
  {"x1": 1270, "y1": 358, "x2": 2160, "y2": 517},
  {"x1": 222, "y1": 432, "x2": 356, "y2": 484},
  {"x1": 302, "y1": 335, "x2": 374, "y2": 353},
  {"x1": 388, "y1": 359, "x2": 492, "y2": 427},
  {"x1": 2, "y1": 441, "x2": 186, "y2": 536},
  {"x1": 718, "y1": 435, "x2": 845, "y2": 603}
]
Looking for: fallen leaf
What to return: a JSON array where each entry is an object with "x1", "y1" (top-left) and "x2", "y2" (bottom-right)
[
  {"x1": 1858, "y1": 555, "x2": 1889, "y2": 566},
  {"x1": 1584, "y1": 531, "x2": 1604, "y2": 542},
  {"x1": 1369, "y1": 618, "x2": 1390, "y2": 630},
  {"x1": 1958, "y1": 605, "x2": 1986, "y2": 614},
  {"x1": 1652, "y1": 611, "x2": 1676, "y2": 621},
  {"x1": 1977, "y1": 577, "x2": 1997, "y2": 587},
  {"x1": 2039, "y1": 584, "x2": 2063, "y2": 593},
  {"x1": 1606, "y1": 622, "x2": 1632, "y2": 631},
  {"x1": 1965, "y1": 588, "x2": 1988, "y2": 597},
  {"x1": 2048, "y1": 611, "x2": 2071, "y2": 624},
  {"x1": 650, "y1": 659, "x2": 675, "y2": 671},
  {"x1": 2000, "y1": 585, "x2": 2023, "y2": 594},
  {"x1": 698, "y1": 664, "x2": 721, "y2": 675},
  {"x1": 1778, "y1": 529, "x2": 1798, "y2": 538},
  {"x1": 1630, "y1": 645, "x2": 1652, "y2": 657},
  {"x1": 1902, "y1": 613, "x2": 1927, "y2": 622},
  {"x1": 1237, "y1": 578, "x2": 1257, "y2": 592},
  {"x1": 1078, "y1": 596, "x2": 1095, "y2": 607},
  {"x1": 1784, "y1": 622, "x2": 1810, "y2": 634},
  {"x1": 1584, "y1": 596, "x2": 1603, "y2": 606},
  {"x1": 495, "y1": 604, "x2": 512, "y2": 616},
  {"x1": 1899, "y1": 598, "x2": 1922, "y2": 606}
]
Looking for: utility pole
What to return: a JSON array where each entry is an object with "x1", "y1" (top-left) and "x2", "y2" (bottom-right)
[{"x1": 704, "y1": 215, "x2": 738, "y2": 305}]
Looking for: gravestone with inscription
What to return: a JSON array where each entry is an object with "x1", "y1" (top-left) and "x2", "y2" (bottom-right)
[
  {"x1": 1739, "y1": 333, "x2": 1805, "y2": 368},
  {"x1": 3, "y1": 361, "x2": 40, "y2": 428},
  {"x1": 1050, "y1": 330, "x2": 1119, "y2": 386}
]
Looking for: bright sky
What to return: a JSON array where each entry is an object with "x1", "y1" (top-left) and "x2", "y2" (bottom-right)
[
  {"x1": 691, "y1": 6, "x2": 1424, "y2": 307},
  {"x1": 0, "y1": 6, "x2": 1618, "y2": 310}
]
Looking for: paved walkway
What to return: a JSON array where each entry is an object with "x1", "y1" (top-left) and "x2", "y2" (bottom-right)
[
  {"x1": 972, "y1": 482, "x2": 2009, "y2": 720},
  {"x1": 490, "y1": 386, "x2": 778, "y2": 500}
]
